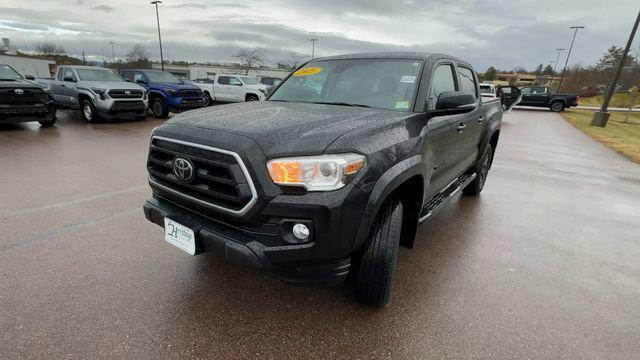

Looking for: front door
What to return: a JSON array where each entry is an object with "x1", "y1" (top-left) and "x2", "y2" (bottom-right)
[
  {"x1": 498, "y1": 86, "x2": 521, "y2": 112},
  {"x1": 227, "y1": 76, "x2": 244, "y2": 101},
  {"x1": 56, "y1": 67, "x2": 79, "y2": 107}
]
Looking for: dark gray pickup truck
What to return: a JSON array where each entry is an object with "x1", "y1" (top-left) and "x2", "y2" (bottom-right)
[
  {"x1": 0, "y1": 64, "x2": 56, "y2": 127},
  {"x1": 143, "y1": 52, "x2": 520, "y2": 307},
  {"x1": 517, "y1": 86, "x2": 579, "y2": 112}
]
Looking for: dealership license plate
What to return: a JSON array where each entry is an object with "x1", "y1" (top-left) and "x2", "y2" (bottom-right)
[{"x1": 164, "y1": 218, "x2": 196, "y2": 255}]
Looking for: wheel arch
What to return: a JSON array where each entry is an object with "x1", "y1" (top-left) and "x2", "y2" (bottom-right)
[{"x1": 352, "y1": 155, "x2": 425, "y2": 251}]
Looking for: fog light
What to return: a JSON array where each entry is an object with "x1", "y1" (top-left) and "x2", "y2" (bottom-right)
[{"x1": 292, "y1": 223, "x2": 310, "y2": 240}]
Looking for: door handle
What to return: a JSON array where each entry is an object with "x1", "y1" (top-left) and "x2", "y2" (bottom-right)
[
  {"x1": 456, "y1": 123, "x2": 466, "y2": 132},
  {"x1": 478, "y1": 116, "x2": 484, "y2": 123}
]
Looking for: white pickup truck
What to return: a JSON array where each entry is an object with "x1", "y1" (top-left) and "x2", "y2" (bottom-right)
[{"x1": 191, "y1": 75, "x2": 267, "y2": 106}]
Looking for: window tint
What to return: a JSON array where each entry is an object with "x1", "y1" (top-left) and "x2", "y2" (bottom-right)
[
  {"x1": 430, "y1": 64, "x2": 456, "y2": 100},
  {"x1": 458, "y1": 66, "x2": 477, "y2": 98},
  {"x1": 133, "y1": 72, "x2": 146, "y2": 83},
  {"x1": 229, "y1": 77, "x2": 242, "y2": 86},
  {"x1": 531, "y1": 86, "x2": 547, "y2": 94},
  {"x1": 520, "y1": 87, "x2": 532, "y2": 95},
  {"x1": 217, "y1": 76, "x2": 229, "y2": 85}
]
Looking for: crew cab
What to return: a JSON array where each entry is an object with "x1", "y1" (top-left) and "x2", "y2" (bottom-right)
[
  {"x1": 0, "y1": 64, "x2": 56, "y2": 127},
  {"x1": 192, "y1": 75, "x2": 266, "y2": 106},
  {"x1": 517, "y1": 86, "x2": 579, "y2": 112},
  {"x1": 120, "y1": 70, "x2": 204, "y2": 118},
  {"x1": 44, "y1": 66, "x2": 148, "y2": 122},
  {"x1": 143, "y1": 52, "x2": 520, "y2": 307}
]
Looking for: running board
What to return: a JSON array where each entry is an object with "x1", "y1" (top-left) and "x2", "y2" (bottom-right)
[{"x1": 418, "y1": 172, "x2": 477, "y2": 223}]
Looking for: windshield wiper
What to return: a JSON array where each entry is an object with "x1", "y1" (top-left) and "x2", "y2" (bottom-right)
[{"x1": 310, "y1": 101, "x2": 371, "y2": 108}]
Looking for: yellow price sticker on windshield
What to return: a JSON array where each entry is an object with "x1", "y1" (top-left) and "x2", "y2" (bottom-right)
[
  {"x1": 395, "y1": 101, "x2": 410, "y2": 109},
  {"x1": 293, "y1": 67, "x2": 323, "y2": 77}
]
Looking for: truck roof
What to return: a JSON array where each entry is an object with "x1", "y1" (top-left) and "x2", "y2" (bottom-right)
[
  {"x1": 312, "y1": 52, "x2": 473, "y2": 68},
  {"x1": 59, "y1": 65, "x2": 113, "y2": 70}
]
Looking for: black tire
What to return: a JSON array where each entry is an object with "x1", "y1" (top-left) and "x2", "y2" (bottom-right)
[
  {"x1": 354, "y1": 197, "x2": 403, "y2": 307},
  {"x1": 203, "y1": 92, "x2": 213, "y2": 107},
  {"x1": 150, "y1": 98, "x2": 169, "y2": 118},
  {"x1": 550, "y1": 100, "x2": 565, "y2": 112},
  {"x1": 463, "y1": 143, "x2": 493, "y2": 196},
  {"x1": 246, "y1": 94, "x2": 259, "y2": 102},
  {"x1": 81, "y1": 99, "x2": 99, "y2": 123},
  {"x1": 39, "y1": 108, "x2": 57, "y2": 127}
]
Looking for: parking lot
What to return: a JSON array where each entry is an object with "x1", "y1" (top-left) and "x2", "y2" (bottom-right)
[{"x1": 1, "y1": 108, "x2": 639, "y2": 359}]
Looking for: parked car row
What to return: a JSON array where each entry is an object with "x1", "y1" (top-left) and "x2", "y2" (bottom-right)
[{"x1": 1, "y1": 63, "x2": 274, "y2": 127}]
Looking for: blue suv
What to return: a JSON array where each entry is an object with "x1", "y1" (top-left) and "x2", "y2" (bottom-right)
[{"x1": 120, "y1": 69, "x2": 204, "y2": 118}]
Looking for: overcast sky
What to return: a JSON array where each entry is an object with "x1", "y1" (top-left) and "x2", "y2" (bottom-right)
[{"x1": 0, "y1": 0, "x2": 638, "y2": 71}]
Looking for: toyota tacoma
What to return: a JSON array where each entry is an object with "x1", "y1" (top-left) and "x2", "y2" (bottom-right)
[
  {"x1": 0, "y1": 64, "x2": 56, "y2": 127},
  {"x1": 143, "y1": 52, "x2": 520, "y2": 307}
]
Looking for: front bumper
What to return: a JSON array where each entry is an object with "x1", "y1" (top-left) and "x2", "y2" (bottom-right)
[
  {"x1": 0, "y1": 101, "x2": 55, "y2": 123},
  {"x1": 143, "y1": 196, "x2": 352, "y2": 285},
  {"x1": 95, "y1": 97, "x2": 149, "y2": 118},
  {"x1": 168, "y1": 97, "x2": 205, "y2": 112}
]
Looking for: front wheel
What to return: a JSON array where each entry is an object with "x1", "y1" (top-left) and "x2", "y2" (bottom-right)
[
  {"x1": 550, "y1": 101, "x2": 565, "y2": 112},
  {"x1": 463, "y1": 144, "x2": 493, "y2": 196},
  {"x1": 39, "y1": 109, "x2": 57, "y2": 127},
  {"x1": 150, "y1": 98, "x2": 169, "y2": 118},
  {"x1": 81, "y1": 99, "x2": 99, "y2": 123},
  {"x1": 246, "y1": 94, "x2": 259, "y2": 102},
  {"x1": 203, "y1": 92, "x2": 213, "y2": 106},
  {"x1": 353, "y1": 197, "x2": 403, "y2": 307}
]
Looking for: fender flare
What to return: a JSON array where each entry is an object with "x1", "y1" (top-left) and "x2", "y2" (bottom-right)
[
  {"x1": 148, "y1": 89, "x2": 168, "y2": 101},
  {"x1": 478, "y1": 123, "x2": 501, "y2": 163},
  {"x1": 351, "y1": 155, "x2": 425, "y2": 250},
  {"x1": 76, "y1": 89, "x2": 96, "y2": 105},
  {"x1": 550, "y1": 97, "x2": 567, "y2": 104}
]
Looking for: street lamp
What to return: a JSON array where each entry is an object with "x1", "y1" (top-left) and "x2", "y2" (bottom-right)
[
  {"x1": 310, "y1": 38, "x2": 318, "y2": 58},
  {"x1": 109, "y1": 41, "x2": 116, "y2": 68},
  {"x1": 552, "y1": 48, "x2": 565, "y2": 76},
  {"x1": 150, "y1": 0, "x2": 165, "y2": 71},
  {"x1": 591, "y1": 10, "x2": 640, "y2": 127},
  {"x1": 556, "y1": 26, "x2": 585, "y2": 92}
]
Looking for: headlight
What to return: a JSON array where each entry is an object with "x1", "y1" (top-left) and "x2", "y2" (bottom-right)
[
  {"x1": 91, "y1": 87, "x2": 108, "y2": 100},
  {"x1": 267, "y1": 154, "x2": 366, "y2": 191},
  {"x1": 164, "y1": 88, "x2": 177, "y2": 95}
]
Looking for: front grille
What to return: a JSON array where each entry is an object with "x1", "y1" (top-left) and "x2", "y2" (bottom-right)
[
  {"x1": 109, "y1": 89, "x2": 143, "y2": 98},
  {"x1": 147, "y1": 137, "x2": 257, "y2": 215},
  {"x1": 0, "y1": 88, "x2": 47, "y2": 103},
  {"x1": 178, "y1": 89, "x2": 202, "y2": 97},
  {"x1": 111, "y1": 101, "x2": 146, "y2": 111}
]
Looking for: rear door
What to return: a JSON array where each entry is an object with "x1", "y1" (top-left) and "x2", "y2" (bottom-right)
[
  {"x1": 455, "y1": 64, "x2": 482, "y2": 167},
  {"x1": 521, "y1": 86, "x2": 548, "y2": 106},
  {"x1": 215, "y1": 76, "x2": 231, "y2": 101},
  {"x1": 498, "y1": 86, "x2": 521, "y2": 112}
]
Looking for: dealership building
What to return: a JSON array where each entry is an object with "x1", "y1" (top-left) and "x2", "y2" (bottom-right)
[
  {"x1": 0, "y1": 54, "x2": 56, "y2": 78},
  {"x1": 152, "y1": 63, "x2": 290, "y2": 80}
]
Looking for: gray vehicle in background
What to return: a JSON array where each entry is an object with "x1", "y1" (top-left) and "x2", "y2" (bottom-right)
[{"x1": 42, "y1": 66, "x2": 149, "y2": 122}]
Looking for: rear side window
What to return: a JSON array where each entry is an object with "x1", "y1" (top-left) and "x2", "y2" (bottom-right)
[
  {"x1": 457, "y1": 66, "x2": 477, "y2": 99},
  {"x1": 217, "y1": 76, "x2": 229, "y2": 85},
  {"x1": 430, "y1": 64, "x2": 456, "y2": 100}
]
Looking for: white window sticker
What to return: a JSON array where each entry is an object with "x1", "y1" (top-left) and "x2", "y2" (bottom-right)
[{"x1": 401, "y1": 75, "x2": 416, "y2": 83}]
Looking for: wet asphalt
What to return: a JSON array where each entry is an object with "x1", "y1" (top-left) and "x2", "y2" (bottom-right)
[{"x1": 1, "y1": 108, "x2": 639, "y2": 359}]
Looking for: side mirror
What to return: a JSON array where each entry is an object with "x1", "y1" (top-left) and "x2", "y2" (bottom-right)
[
  {"x1": 135, "y1": 79, "x2": 147, "y2": 85},
  {"x1": 63, "y1": 77, "x2": 76, "y2": 82},
  {"x1": 25, "y1": 75, "x2": 35, "y2": 80},
  {"x1": 431, "y1": 91, "x2": 477, "y2": 116}
]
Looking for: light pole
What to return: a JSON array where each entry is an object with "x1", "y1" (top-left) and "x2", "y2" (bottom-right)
[
  {"x1": 552, "y1": 48, "x2": 565, "y2": 76},
  {"x1": 591, "y1": 10, "x2": 640, "y2": 127},
  {"x1": 109, "y1": 41, "x2": 116, "y2": 68},
  {"x1": 556, "y1": 26, "x2": 584, "y2": 92},
  {"x1": 151, "y1": 0, "x2": 165, "y2": 71},
  {"x1": 310, "y1": 38, "x2": 318, "y2": 58}
]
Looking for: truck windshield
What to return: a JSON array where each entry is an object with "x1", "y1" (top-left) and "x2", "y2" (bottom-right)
[
  {"x1": 0, "y1": 64, "x2": 23, "y2": 80},
  {"x1": 239, "y1": 76, "x2": 259, "y2": 85},
  {"x1": 77, "y1": 69, "x2": 123, "y2": 81},
  {"x1": 146, "y1": 71, "x2": 181, "y2": 83},
  {"x1": 269, "y1": 59, "x2": 423, "y2": 111}
]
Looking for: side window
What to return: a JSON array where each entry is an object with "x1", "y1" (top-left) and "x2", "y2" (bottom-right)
[
  {"x1": 217, "y1": 76, "x2": 229, "y2": 85},
  {"x1": 532, "y1": 86, "x2": 547, "y2": 94},
  {"x1": 57, "y1": 68, "x2": 64, "y2": 81},
  {"x1": 520, "y1": 87, "x2": 532, "y2": 95},
  {"x1": 63, "y1": 68, "x2": 76, "y2": 81},
  {"x1": 229, "y1": 77, "x2": 242, "y2": 86},
  {"x1": 457, "y1": 66, "x2": 477, "y2": 99},
  {"x1": 121, "y1": 71, "x2": 132, "y2": 82},
  {"x1": 430, "y1": 64, "x2": 456, "y2": 101}
]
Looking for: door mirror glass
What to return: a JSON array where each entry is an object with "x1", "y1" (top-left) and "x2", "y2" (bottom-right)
[
  {"x1": 63, "y1": 77, "x2": 76, "y2": 82},
  {"x1": 25, "y1": 75, "x2": 35, "y2": 80},
  {"x1": 431, "y1": 91, "x2": 476, "y2": 115}
]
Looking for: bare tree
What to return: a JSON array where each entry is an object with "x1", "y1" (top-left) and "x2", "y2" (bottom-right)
[
  {"x1": 36, "y1": 43, "x2": 66, "y2": 56},
  {"x1": 288, "y1": 52, "x2": 307, "y2": 69},
  {"x1": 233, "y1": 48, "x2": 266, "y2": 75},
  {"x1": 125, "y1": 44, "x2": 152, "y2": 69}
]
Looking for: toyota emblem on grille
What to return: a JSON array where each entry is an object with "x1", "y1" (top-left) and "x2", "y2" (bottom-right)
[
  {"x1": 124, "y1": 90, "x2": 131, "y2": 96},
  {"x1": 173, "y1": 157, "x2": 195, "y2": 182},
  {"x1": 14, "y1": 89, "x2": 24, "y2": 95}
]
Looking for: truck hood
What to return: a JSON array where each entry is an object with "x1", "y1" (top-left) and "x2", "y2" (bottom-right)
[
  {"x1": 163, "y1": 101, "x2": 412, "y2": 157},
  {"x1": 0, "y1": 78, "x2": 43, "y2": 89},
  {"x1": 150, "y1": 82, "x2": 201, "y2": 91},
  {"x1": 79, "y1": 81, "x2": 144, "y2": 90}
]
